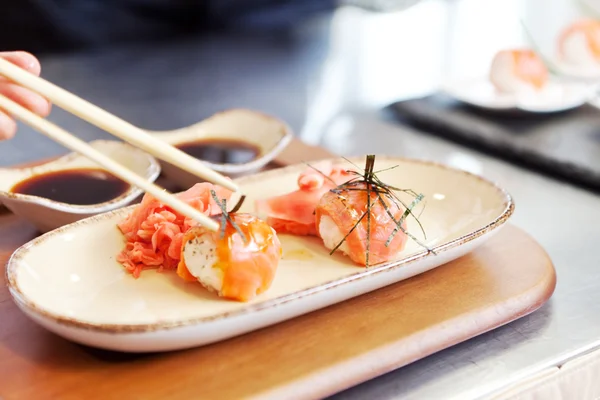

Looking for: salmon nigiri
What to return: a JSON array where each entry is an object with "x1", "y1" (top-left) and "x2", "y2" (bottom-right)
[
  {"x1": 177, "y1": 213, "x2": 282, "y2": 302},
  {"x1": 558, "y1": 19, "x2": 600, "y2": 68},
  {"x1": 315, "y1": 156, "x2": 411, "y2": 266},
  {"x1": 489, "y1": 49, "x2": 548, "y2": 93},
  {"x1": 255, "y1": 161, "x2": 355, "y2": 236}
]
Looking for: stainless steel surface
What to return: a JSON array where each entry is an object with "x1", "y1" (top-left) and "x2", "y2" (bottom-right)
[
  {"x1": 324, "y1": 109, "x2": 600, "y2": 399},
  {"x1": 1, "y1": 0, "x2": 600, "y2": 398}
]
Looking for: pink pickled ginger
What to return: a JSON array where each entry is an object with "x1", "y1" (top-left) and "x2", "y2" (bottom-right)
[{"x1": 116, "y1": 183, "x2": 231, "y2": 278}]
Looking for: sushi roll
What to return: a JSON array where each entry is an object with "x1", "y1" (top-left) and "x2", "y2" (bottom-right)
[
  {"x1": 558, "y1": 19, "x2": 600, "y2": 68},
  {"x1": 315, "y1": 182, "x2": 408, "y2": 266},
  {"x1": 314, "y1": 156, "x2": 412, "y2": 266},
  {"x1": 176, "y1": 213, "x2": 282, "y2": 302},
  {"x1": 489, "y1": 49, "x2": 548, "y2": 93}
]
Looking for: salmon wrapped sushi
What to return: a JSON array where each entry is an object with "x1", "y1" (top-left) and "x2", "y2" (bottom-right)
[
  {"x1": 315, "y1": 180, "x2": 409, "y2": 266},
  {"x1": 489, "y1": 49, "x2": 548, "y2": 93},
  {"x1": 177, "y1": 213, "x2": 282, "y2": 302}
]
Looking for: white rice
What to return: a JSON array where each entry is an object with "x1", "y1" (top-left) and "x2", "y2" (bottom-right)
[{"x1": 319, "y1": 215, "x2": 350, "y2": 256}]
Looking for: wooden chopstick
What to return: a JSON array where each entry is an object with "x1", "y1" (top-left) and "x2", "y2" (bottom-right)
[
  {"x1": 0, "y1": 58, "x2": 240, "y2": 194},
  {"x1": 0, "y1": 94, "x2": 220, "y2": 232}
]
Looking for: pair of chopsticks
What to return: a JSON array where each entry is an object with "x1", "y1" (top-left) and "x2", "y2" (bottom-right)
[{"x1": 0, "y1": 58, "x2": 241, "y2": 232}]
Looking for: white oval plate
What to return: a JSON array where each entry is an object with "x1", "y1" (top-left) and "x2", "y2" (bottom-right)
[
  {"x1": 6, "y1": 157, "x2": 514, "y2": 353},
  {"x1": 442, "y1": 77, "x2": 592, "y2": 113}
]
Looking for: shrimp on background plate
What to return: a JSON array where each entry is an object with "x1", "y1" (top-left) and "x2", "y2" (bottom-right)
[
  {"x1": 557, "y1": 19, "x2": 600, "y2": 69},
  {"x1": 489, "y1": 49, "x2": 549, "y2": 94}
]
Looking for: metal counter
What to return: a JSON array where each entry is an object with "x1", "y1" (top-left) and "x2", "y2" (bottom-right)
[{"x1": 1, "y1": 0, "x2": 599, "y2": 398}]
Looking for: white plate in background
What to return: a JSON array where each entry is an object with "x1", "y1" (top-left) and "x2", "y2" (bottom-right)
[{"x1": 442, "y1": 77, "x2": 593, "y2": 113}]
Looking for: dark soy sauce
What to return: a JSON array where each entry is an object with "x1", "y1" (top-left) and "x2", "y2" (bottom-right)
[
  {"x1": 176, "y1": 139, "x2": 260, "y2": 164},
  {"x1": 11, "y1": 168, "x2": 130, "y2": 205}
]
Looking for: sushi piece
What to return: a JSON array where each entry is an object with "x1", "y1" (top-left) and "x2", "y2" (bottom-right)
[
  {"x1": 258, "y1": 155, "x2": 426, "y2": 267},
  {"x1": 177, "y1": 212, "x2": 282, "y2": 302},
  {"x1": 116, "y1": 182, "x2": 232, "y2": 278},
  {"x1": 315, "y1": 156, "x2": 418, "y2": 266},
  {"x1": 255, "y1": 161, "x2": 354, "y2": 236},
  {"x1": 558, "y1": 19, "x2": 600, "y2": 68},
  {"x1": 315, "y1": 183, "x2": 409, "y2": 266},
  {"x1": 489, "y1": 49, "x2": 548, "y2": 93}
]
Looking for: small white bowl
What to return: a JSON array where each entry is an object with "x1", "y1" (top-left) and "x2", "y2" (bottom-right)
[
  {"x1": 442, "y1": 77, "x2": 593, "y2": 114},
  {"x1": 150, "y1": 109, "x2": 293, "y2": 188},
  {"x1": 0, "y1": 140, "x2": 161, "y2": 233}
]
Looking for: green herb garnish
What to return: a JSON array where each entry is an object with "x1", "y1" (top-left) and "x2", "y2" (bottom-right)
[{"x1": 210, "y1": 189, "x2": 248, "y2": 243}]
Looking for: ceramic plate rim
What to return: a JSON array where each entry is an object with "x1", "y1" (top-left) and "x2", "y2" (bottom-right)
[{"x1": 5, "y1": 156, "x2": 515, "y2": 333}]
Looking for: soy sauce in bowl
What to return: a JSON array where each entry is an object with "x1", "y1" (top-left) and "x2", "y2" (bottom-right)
[
  {"x1": 176, "y1": 139, "x2": 260, "y2": 165},
  {"x1": 11, "y1": 168, "x2": 130, "y2": 205}
]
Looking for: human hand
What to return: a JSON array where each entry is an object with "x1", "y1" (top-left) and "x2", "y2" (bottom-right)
[{"x1": 0, "y1": 51, "x2": 51, "y2": 140}]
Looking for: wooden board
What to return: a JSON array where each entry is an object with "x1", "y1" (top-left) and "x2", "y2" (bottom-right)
[{"x1": 0, "y1": 139, "x2": 556, "y2": 400}]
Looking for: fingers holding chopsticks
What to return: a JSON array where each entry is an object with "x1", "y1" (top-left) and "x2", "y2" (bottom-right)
[
  {"x1": 0, "y1": 53, "x2": 242, "y2": 228},
  {"x1": 0, "y1": 52, "x2": 41, "y2": 75},
  {"x1": 0, "y1": 51, "x2": 51, "y2": 140}
]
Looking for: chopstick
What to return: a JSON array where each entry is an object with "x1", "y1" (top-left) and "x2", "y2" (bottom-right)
[
  {"x1": 0, "y1": 58, "x2": 240, "y2": 193},
  {"x1": 0, "y1": 94, "x2": 220, "y2": 232}
]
